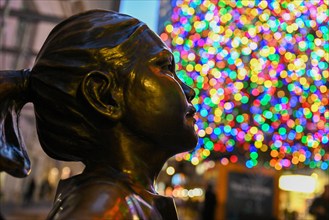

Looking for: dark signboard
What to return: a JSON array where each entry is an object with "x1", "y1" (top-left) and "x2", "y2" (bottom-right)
[{"x1": 226, "y1": 172, "x2": 275, "y2": 220}]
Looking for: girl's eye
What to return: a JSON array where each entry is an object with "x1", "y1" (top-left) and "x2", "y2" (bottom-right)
[
  {"x1": 153, "y1": 56, "x2": 175, "y2": 76},
  {"x1": 161, "y1": 64, "x2": 172, "y2": 71},
  {"x1": 161, "y1": 64, "x2": 175, "y2": 77}
]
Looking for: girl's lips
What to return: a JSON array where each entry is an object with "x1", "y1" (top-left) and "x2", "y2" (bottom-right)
[
  {"x1": 186, "y1": 105, "x2": 196, "y2": 117},
  {"x1": 186, "y1": 105, "x2": 197, "y2": 123}
]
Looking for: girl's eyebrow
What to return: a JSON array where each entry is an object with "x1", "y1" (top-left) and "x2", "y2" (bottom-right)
[{"x1": 149, "y1": 50, "x2": 173, "y2": 63}]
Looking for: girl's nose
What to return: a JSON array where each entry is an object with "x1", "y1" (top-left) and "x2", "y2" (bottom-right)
[{"x1": 181, "y1": 83, "x2": 196, "y2": 102}]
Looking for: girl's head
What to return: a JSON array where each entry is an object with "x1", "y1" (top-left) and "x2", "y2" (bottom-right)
[
  {"x1": 31, "y1": 10, "x2": 156, "y2": 162},
  {"x1": 0, "y1": 10, "x2": 197, "y2": 176}
]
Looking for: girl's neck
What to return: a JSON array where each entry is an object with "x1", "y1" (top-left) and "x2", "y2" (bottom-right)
[
  {"x1": 83, "y1": 161, "x2": 158, "y2": 193},
  {"x1": 89, "y1": 123, "x2": 172, "y2": 193}
]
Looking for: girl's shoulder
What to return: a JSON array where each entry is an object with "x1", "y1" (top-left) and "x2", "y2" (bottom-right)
[
  {"x1": 47, "y1": 176, "x2": 161, "y2": 220},
  {"x1": 48, "y1": 180, "x2": 134, "y2": 220}
]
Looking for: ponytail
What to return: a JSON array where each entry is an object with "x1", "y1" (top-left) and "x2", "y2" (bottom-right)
[{"x1": 0, "y1": 69, "x2": 31, "y2": 177}]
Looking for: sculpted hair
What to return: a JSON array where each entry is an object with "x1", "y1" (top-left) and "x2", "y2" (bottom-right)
[
  {"x1": 29, "y1": 10, "x2": 146, "y2": 162},
  {"x1": 0, "y1": 69, "x2": 31, "y2": 177}
]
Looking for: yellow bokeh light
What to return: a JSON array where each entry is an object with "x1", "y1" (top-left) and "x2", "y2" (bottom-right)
[
  {"x1": 259, "y1": 0, "x2": 268, "y2": 9},
  {"x1": 165, "y1": 24, "x2": 173, "y2": 33},
  {"x1": 319, "y1": 85, "x2": 327, "y2": 93},
  {"x1": 260, "y1": 144, "x2": 268, "y2": 152},
  {"x1": 176, "y1": 37, "x2": 184, "y2": 45},
  {"x1": 225, "y1": 29, "x2": 233, "y2": 37},
  {"x1": 214, "y1": 108, "x2": 223, "y2": 117},
  {"x1": 288, "y1": 63, "x2": 295, "y2": 71},
  {"x1": 250, "y1": 126, "x2": 258, "y2": 134},
  {"x1": 245, "y1": 134, "x2": 252, "y2": 141},
  {"x1": 166, "y1": 166, "x2": 175, "y2": 175},
  {"x1": 209, "y1": 88, "x2": 217, "y2": 96},
  {"x1": 311, "y1": 104, "x2": 319, "y2": 113},
  {"x1": 251, "y1": 75, "x2": 259, "y2": 82},
  {"x1": 191, "y1": 157, "x2": 199, "y2": 165},
  {"x1": 269, "y1": 47, "x2": 276, "y2": 54},
  {"x1": 284, "y1": 52, "x2": 293, "y2": 60},
  {"x1": 195, "y1": 64, "x2": 202, "y2": 72},
  {"x1": 314, "y1": 38, "x2": 322, "y2": 46},
  {"x1": 208, "y1": 47, "x2": 216, "y2": 54},
  {"x1": 187, "y1": 7, "x2": 195, "y2": 15},
  {"x1": 234, "y1": 93, "x2": 242, "y2": 101},
  {"x1": 242, "y1": 0, "x2": 249, "y2": 6},
  {"x1": 202, "y1": 149, "x2": 210, "y2": 157},
  {"x1": 280, "y1": 70, "x2": 288, "y2": 78},
  {"x1": 292, "y1": 23, "x2": 299, "y2": 31},
  {"x1": 234, "y1": 82, "x2": 244, "y2": 90},
  {"x1": 292, "y1": 157, "x2": 299, "y2": 165},
  {"x1": 248, "y1": 27, "x2": 256, "y2": 37},
  {"x1": 264, "y1": 80, "x2": 272, "y2": 88},
  {"x1": 286, "y1": 25, "x2": 294, "y2": 33},
  {"x1": 184, "y1": 153, "x2": 191, "y2": 161},
  {"x1": 299, "y1": 154, "x2": 306, "y2": 162},
  {"x1": 241, "y1": 36, "x2": 249, "y2": 45},
  {"x1": 186, "y1": 64, "x2": 194, "y2": 72},
  {"x1": 299, "y1": 77, "x2": 307, "y2": 85},
  {"x1": 251, "y1": 8, "x2": 258, "y2": 17},
  {"x1": 300, "y1": 54, "x2": 308, "y2": 62},
  {"x1": 235, "y1": 58, "x2": 242, "y2": 66},
  {"x1": 275, "y1": 163, "x2": 282, "y2": 170},
  {"x1": 277, "y1": 90, "x2": 285, "y2": 98},
  {"x1": 198, "y1": 130, "x2": 206, "y2": 137},
  {"x1": 250, "y1": 58, "x2": 259, "y2": 66},
  {"x1": 237, "y1": 68, "x2": 247, "y2": 80},
  {"x1": 255, "y1": 141, "x2": 262, "y2": 148}
]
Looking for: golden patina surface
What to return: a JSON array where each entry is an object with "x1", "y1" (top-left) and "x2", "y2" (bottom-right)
[{"x1": 0, "y1": 10, "x2": 197, "y2": 219}]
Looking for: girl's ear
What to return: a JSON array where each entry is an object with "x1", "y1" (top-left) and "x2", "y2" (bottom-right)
[{"x1": 81, "y1": 71, "x2": 122, "y2": 121}]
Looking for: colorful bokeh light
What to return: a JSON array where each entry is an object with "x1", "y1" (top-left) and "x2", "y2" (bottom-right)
[{"x1": 161, "y1": 0, "x2": 329, "y2": 170}]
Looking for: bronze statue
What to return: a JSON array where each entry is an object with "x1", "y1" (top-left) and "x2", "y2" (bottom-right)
[{"x1": 0, "y1": 10, "x2": 197, "y2": 219}]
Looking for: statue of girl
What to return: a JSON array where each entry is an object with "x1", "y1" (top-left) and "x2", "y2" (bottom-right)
[{"x1": 0, "y1": 10, "x2": 197, "y2": 219}]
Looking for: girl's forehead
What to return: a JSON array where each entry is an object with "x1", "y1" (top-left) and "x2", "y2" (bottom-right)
[{"x1": 135, "y1": 28, "x2": 171, "y2": 58}]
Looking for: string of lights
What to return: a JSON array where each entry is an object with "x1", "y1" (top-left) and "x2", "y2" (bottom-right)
[{"x1": 160, "y1": 0, "x2": 329, "y2": 170}]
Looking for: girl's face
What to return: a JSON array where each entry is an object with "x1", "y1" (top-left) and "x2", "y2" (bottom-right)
[{"x1": 120, "y1": 28, "x2": 198, "y2": 153}]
